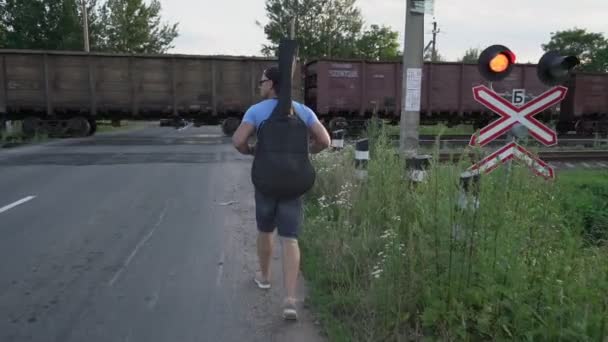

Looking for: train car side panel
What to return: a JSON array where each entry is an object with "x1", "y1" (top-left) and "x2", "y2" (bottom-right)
[
  {"x1": 95, "y1": 56, "x2": 131, "y2": 114},
  {"x1": 362, "y1": 62, "x2": 399, "y2": 117},
  {"x1": 137, "y1": 58, "x2": 173, "y2": 113},
  {"x1": 47, "y1": 55, "x2": 90, "y2": 112},
  {"x1": 215, "y1": 60, "x2": 249, "y2": 114},
  {"x1": 0, "y1": 56, "x2": 7, "y2": 113},
  {"x1": 174, "y1": 58, "x2": 213, "y2": 115},
  {"x1": 426, "y1": 63, "x2": 461, "y2": 114},
  {"x1": 328, "y1": 61, "x2": 362, "y2": 115},
  {"x1": 5, "y1": 54, "x2": 46, "y2": 114},
  {"x1": 566, "y1": 72, "x2": 608, "y2": 134},
  {"x1": 313, "y1": 60, "x2": 362, "y2": 116},
  {"x1": 573, "y1": 73, "x2": 608, "y2": 116}
]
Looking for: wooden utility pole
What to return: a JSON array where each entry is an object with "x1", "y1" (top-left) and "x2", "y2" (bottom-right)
[
  {"x1": 431, "y1": 20, "x2": 440, "y2": 61},
  {"x1": 82, "y1": 0, "x2": 90, "y2": 52}
]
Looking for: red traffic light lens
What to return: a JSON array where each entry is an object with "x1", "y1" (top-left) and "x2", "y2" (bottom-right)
[
  {"x1": 490, "y1": 54, "x2": 510, "y2": 72},
  {"x1": 478, "y1": 44, "x2": 516, "y2": 82}
]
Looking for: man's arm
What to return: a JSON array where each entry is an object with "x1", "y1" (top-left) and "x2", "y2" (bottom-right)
[
  {"x1": 232, "y1": 122, "x2": 256, "y2": 155},
  {"x1": 308, "y1": 121, "x2": 331, "y2": 154}
]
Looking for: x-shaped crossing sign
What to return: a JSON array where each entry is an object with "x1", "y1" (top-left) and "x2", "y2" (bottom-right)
[
  {"x1": 468, "y1": 142, "x2": 555, "y2": 180},
  {"x1": 470, "y1": 85, "x2": 567, "y2": 147}
]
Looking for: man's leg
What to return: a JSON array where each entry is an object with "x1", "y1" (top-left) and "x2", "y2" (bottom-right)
[
  {"x1": 281, "y1": 237, "x2": 300, "y2": 302},
  {"x1": 254, "y1": 189, "x2": 277, "y2": 288},
  {"x1": 257, "y1": 231, "x2": 274, "y2": 283},
  {"x1": 276, "y1": 196, "x2": 303, "y2": 319}
]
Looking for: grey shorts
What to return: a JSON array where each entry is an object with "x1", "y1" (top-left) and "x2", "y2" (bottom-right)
[{"x1": 254, "y1": 188, "x2": 303, "y2": 239}]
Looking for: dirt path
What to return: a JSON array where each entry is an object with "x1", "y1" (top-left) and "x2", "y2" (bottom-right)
[{"x1": 221, "y1": 161, "x2": 327, "y2": 342}]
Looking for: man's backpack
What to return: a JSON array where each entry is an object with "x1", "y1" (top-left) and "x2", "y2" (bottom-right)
[{"x1": 251, "y1": 102, "x2": 316, "y2": 200}]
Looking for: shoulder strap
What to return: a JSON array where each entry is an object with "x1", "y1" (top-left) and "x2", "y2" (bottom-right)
[{"x1": 269, "y1": 100, "x2": 301, "y2": 120}]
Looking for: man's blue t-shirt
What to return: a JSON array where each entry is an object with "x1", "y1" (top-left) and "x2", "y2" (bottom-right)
[{"x1": 242, "y1": 99, "x2": 320, "y2": 130}]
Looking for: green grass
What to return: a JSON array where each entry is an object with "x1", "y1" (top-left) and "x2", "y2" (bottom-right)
[
  {"x1": 384, "y1": 123, "x2": 475, "y2": 136},
  {"x1": 300, "y1": 123, "x2": 608, "y2": 341},
  {"x1": 556, "y1": 170, "x2": 608, "y2": 247},
  {"x1": 1, "y1": 121, "x2": 49, "y2": 147},
  {"x1": 1, "y1": 120, "x2": 149, "y2": 147}
]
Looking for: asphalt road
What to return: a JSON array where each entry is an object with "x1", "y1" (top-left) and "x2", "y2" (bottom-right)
[{"x1": 0, "y1": 123, "x2": 324, "y2": 342}]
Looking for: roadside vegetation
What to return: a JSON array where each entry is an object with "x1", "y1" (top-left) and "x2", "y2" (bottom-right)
[
  {"x1": 95, "y1": 120, "x2": 148, "y2": 133},
  {"x1": 385, "y1": 123, "x2": 475, "y2": 136},
  {"x1": 0, "y1": 121, "x2": 49, "y2": 148},
  {"x1": 300, "y1": 121, "x2": 608, "y2": 341},
  {"x1": 1, "y1": 120, "x2": 150, "y2": 148}
]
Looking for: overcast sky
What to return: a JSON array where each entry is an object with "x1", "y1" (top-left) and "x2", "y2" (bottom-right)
[{"x1": 158, "y1": 0, "x2": 607, "y2": 63}]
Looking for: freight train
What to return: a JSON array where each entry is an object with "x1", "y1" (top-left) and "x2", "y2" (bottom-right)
[
  {"x1": 0, "y1": 49, "x2": 606, "y2": 137},
  {"x1": 0, "y1": 49, "x2": 303, "y2": 137},
  {"x1": 305, "y1": 58, "x2": 608, "y2": 135}
]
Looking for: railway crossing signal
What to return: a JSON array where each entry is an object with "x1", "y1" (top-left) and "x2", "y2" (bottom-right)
[
  {"x1": 469, "y1": 85, "x2": 567, "y2": 147},
  {"x1": 469, "y1": 45, "x2": 580, "y2": 180},
  {"x1": 537, "y1": 51, "x2": 580, "y2": 86},
  {"x1": 477, "y1": 45, "x2": 516, "y2": 82}
]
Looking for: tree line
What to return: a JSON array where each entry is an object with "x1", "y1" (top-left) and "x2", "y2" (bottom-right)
[
  {"x1": 0, "y1": 0, "x2": 179, "y2": 53},
  {"x1": 452, "y1": 28, "x2": 608, "y2": 72},
  {"x1": 257, "y1": 0, "x2": 401, "y2": 62},
  {"x1": 0, "y1": 0, "x2": 606, "y2": 72}
]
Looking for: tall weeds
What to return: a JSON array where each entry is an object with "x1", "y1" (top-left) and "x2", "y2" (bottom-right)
[{"x1": 301, "y1": 126, "x2": 608, "y2": 341}]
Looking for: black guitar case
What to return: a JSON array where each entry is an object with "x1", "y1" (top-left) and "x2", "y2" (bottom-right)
[{"x1": 251, "y1": 39, "x2": 316, "y2": 200}]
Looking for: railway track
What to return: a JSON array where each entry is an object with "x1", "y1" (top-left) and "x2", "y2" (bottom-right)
[
  {"x1": 395, "y1": 134, "x2": 608, "y2": 147},
  {"x1": 337, "y1": 133, "x2": 608, "y2": 148},
  {"x1": 438, "y1": 150, "x2": 608, "y2": 163}
]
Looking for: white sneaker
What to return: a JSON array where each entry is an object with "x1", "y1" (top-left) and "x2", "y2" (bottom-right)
[
  {"x1": 254, "y1": 274, "x2": 271, "y2": 289},
  {"x1": 282, "y1": 300, "x2": 298, "y2": 320}
]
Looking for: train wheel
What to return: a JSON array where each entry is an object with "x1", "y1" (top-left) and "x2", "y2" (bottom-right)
[
  {"x1": 221, "y1": 117, "x2": 240, "y2": 136},
  {"x1": 22, "y1": 116, "x2": 41, "y2": 137},
  {"x1": 66, "y1": 116, "x2": 91, "y2": 137},
  {"x1": 88, "y1": 118, "x2": 97, "y2": 136}
]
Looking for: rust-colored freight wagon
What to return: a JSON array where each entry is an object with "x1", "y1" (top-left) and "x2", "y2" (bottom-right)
[
  {"x1": 305, "y1": 59, "x2": 560, "y2": 123},
  {"x1": 0, "y1": 49, "x2": 303, "y2": 136},
  {"x1": 305, "y1": 59, "x2": 569, "y2": 130},
  {"x1": 561, "y1": 71, "x2": 608, "y2": 134}
]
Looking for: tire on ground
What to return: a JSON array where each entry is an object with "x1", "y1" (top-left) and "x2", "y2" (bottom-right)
[
  {"x1": 221, "y1": 117, "x2": 240, "y2": 136},
  {"x1": 66, "y1": 116, "x2": 92, "y2": 137}
]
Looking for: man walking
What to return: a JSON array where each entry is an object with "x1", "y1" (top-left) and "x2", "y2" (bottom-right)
[{"x1": 232, "y1": 66, "x2": 330, "y2": 320}]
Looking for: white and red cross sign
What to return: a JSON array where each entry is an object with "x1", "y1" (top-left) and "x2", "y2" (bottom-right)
[
  {"x1": 469, "y1": 85, "x2": 567, "y2": 147},
  {"x1": 468, "y1": 142, "x2": 555, "y2": 179},
  {"x1": 466, "y1": 85, "x2": 567, "y2": 180}
]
